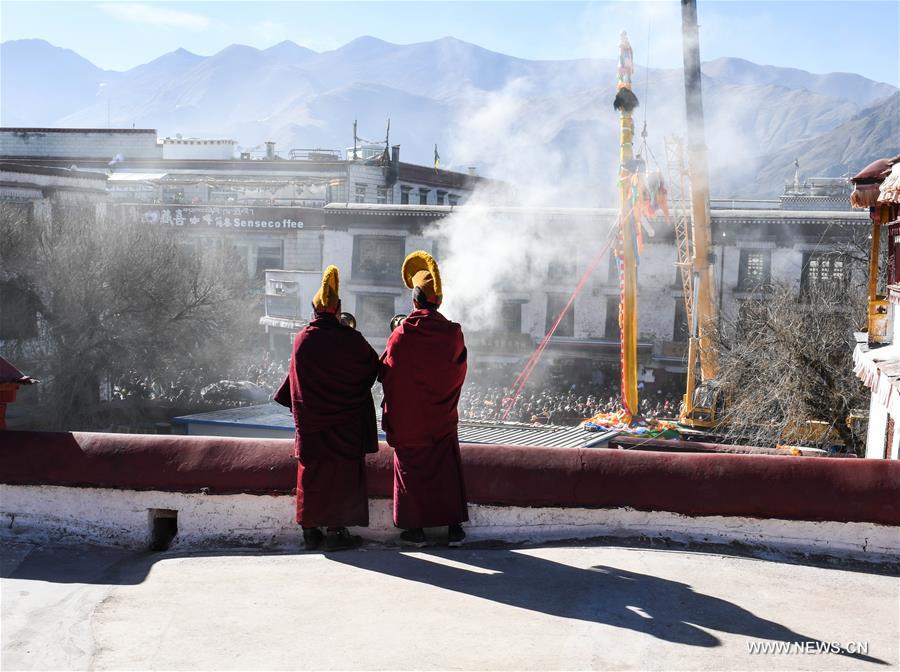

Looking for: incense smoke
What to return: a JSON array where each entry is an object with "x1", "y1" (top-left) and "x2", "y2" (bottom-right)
[
  {"x1": 428, "y1": 1, "x2": 809, "y2": 333},
  {"x1": 430, "y1": 4, "x2": 681, "y2": 329}
]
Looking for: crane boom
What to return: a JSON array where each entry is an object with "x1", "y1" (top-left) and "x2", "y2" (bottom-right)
[
  {"x1": 679, "y1": 0, "x2": 722, "y2": 429},
  {"x1": 665, "y1": 137, "x2": 695, "y2": 331}
]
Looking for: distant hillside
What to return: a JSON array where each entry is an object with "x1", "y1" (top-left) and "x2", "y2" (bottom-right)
[
  {"x1": 0, "y1": 39, "x2": 118, "y2": 126},
  {"x1": 752, "y1": 92, "x2": 900, "y2": 197},
  {"x1": 702, "y1": 57, "x2": 897, "y2": 107},
  {"x1": 1, "y1": 37, "x2": 897, "y2": 201}
]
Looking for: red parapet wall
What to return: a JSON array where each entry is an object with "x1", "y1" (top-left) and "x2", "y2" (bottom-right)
[{"x1": 1, "y1": 431, "x2": 899, "y2": 525}]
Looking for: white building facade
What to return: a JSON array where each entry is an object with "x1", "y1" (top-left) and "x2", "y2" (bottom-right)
[{"x1": 246, "y1": 203, "x2": 868, "y2": 389}]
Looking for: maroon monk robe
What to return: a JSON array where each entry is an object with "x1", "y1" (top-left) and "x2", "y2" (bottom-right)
[
  {"x1": 380, "y1": 308, "x2": 469, "y2": 529},
  {"x1": 275, "y1": 312, "x2": 379, "y2": 528}
]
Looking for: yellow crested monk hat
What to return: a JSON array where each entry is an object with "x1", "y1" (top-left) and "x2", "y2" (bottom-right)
[
  {"x1": 402, "y1": 250, "x2": 442, "y2": 303},
  {"x1": 312, "y1": 265, "x2": 340, "y2": 313}
]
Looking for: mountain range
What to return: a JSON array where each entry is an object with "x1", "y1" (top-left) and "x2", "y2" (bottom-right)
[{"x1": 1, "y1": 37, "x2": 897, "y2": 201}]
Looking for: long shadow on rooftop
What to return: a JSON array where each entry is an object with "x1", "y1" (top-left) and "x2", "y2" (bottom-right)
[
  {"x1": 1, "y1": 542, "x2": 157, "y2": 586},
  {"x1": 329, "y1": 549, "x2": 889, "y2": 665}
]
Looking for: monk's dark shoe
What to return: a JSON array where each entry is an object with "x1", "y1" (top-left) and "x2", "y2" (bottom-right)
[
  {"x1": 303, "y1": 527, "x2": 325, "y2": 551},
  {"x1": 448, "y1": 524, "x2": 465, "y2": 548},
  {"x1": 400, "y1": 528, "x2": 427, "y2": 548},
  {"x1": 324, "y1": 528, "x2": 363, "y2": 552}
]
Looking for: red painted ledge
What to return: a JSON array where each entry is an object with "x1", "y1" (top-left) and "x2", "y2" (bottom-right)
[{"x1": 1, "y1": 431, "x2": 899, "y2": 525}]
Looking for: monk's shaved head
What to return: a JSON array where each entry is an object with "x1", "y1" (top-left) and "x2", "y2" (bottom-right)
[{"x1": 413, "y1": 286, "x2": 440, "y2": 311}]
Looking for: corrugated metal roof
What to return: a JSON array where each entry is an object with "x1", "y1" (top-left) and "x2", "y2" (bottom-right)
[
  {"x1": 456, "y1": 421, "x2": 610, "y2": 448},
  {"x1": 172, "y1": 403, "x2": 613, "y2": 448}
]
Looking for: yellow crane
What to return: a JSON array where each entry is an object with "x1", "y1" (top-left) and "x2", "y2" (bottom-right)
[
  {"x1": 671, "y1": 0, "x2": 859, "y2": 443},
  {"x1": 677, "y1": 0, "x2": 724, "y2": 430}
]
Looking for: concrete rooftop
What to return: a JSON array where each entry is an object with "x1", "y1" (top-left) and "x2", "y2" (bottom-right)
[{"x1": 2, "y1": 540, "x2": 897, "y2": 671}]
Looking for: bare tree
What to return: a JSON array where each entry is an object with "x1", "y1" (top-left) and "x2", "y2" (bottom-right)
[
  {"x1": 0, "y1": 199, "x2": 261, "y2": 430},
  {"x1": 712, "y1": 278, "x2": 868, "y2": 455}
]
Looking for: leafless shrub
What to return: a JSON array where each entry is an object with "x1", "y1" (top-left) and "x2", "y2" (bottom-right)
[
  {"x1": 712, "y1": 279, "x2": 867, "y2": 455},
  {"x1": 0, "y1": 199, "x2": 260, "y2": 430}
]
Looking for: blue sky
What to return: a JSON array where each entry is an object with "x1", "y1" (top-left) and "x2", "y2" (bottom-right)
[{"x1": 2, "y1": 1, "x2": 898, "y2": 84}]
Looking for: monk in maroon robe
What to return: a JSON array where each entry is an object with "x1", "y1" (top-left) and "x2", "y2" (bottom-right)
[
  {"x1": 274, "y1": 265, "x2": 379, "y2": 551},
  {"x1": 380, "y1": 251, "x2": 469, "y2": 547}
]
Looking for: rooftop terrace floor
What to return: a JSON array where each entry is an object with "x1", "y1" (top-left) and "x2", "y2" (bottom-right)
[{"x1": 2, "y1": 540, "x2": 897, "y2": 671}]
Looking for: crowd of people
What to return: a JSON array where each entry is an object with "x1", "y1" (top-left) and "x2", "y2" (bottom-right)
[
  {"x1": 457, "y1": 382, "x2": 682, "y2": 426},
  {"x1": 219, "y1": 357, "x2": 682, "y2": 429}
]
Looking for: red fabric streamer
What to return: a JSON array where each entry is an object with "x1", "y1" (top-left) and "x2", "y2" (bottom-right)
[{"x1": 501, "y1": 234, "x2": 615, "y2": 421}]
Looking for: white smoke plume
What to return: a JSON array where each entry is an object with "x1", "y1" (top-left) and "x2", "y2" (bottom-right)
[
  {"x1": 428, "y1": 1, "x2": 800, "y2": 330},
  {"x1": 431, "y1": 3, "x2": 685, "y2": 328}
]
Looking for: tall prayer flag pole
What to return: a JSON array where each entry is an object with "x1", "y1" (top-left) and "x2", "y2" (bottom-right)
[{"x1": 613, "y1": 31, "x2": 640, "y2": 422}]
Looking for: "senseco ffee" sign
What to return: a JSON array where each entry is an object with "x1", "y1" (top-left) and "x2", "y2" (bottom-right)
[{"x1": 137, "y1": 205, "x2": 305, "y2": 230}]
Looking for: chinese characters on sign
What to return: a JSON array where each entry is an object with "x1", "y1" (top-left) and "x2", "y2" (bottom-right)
[{"x1": 135, "y1": 205, "x2": 305, "y2": 230}]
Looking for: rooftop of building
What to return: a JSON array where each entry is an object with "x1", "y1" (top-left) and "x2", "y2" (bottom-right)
[
  {"x1": 172, "y1": 402, "x2": 614, "y2": 448},
  {"x1": 0, "y1": 356, "x2": 34, "y2": 385},
  {"x1": 161, "y1": 136, "x2": 235, "y2": 144},
  {"x1": 2, "y1": 538, "x2": 897, "y2": 671},
  {"x1": 0, "y1": 127, "x2": 157, "y2": 134},
  {"x1": 171, "y1": 403, "x2": 831, "y2": 455},
  {"x1": 322, "y1": 202, "x2": 869, "y2": 219},
  {"x1": 1, "y1": 423, "x2": 898, "y2": 669},
  {"x1": 0, "y1": 160, "x2": 109, "y2": 181},
  {"x1": 1, "y1": 155, "x2": 490, "y2": 187}
]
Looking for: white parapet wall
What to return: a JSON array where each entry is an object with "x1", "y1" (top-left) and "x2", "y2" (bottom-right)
[{"x1": 2, "y1": 484, "x2": 897, "y2": 563}]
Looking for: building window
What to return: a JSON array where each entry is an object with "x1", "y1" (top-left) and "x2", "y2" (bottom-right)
[
  {"x1": 801, "y1": 252, "x2": 847, "y2": 298},
  {"x1": 376, "y1": 187, "x2": 387, "y2": 204},
  {"x1": 255, "y1": 245, "x2": 284, "y2": 280},
  {"x1": 163, "y1": 188, "x2": 185, "y2": 204},
  {"x1": 673, "y1": 298, "x2": 690, "y2": 342},
  {"x1": 604, "y1": 296, "x2": 619, "y2": 339},
  {"x1": 419, "y1": 188, "x2": 430, "y2": 205},
  {"x1": 501, "y1": 301, "x2": 522, "y2": 334},
  {"x1": 271, "y1": 332, "x2": 293, "y2": 364},
  {"x1": 400, "y1": 186, "x2": 412, "y2": 205},
  {"x1": 326, "y1": 180, "x2": 347, "y2": 205},
  {"x1": 266, "y1": 294, "x2": 301, "y2": 320},
  {"x1": 436, "y1": 190, "x2": 447, "y2": 205},
  {"x1": 352, "y1": 236, "x2": 405, "y2": 284},
  {"x1": 356, "y1": 294, "x2": 395, "y2": 336},
  {"x1": 738, "y1": 250, "x2": 771, "y2": 289},
  {"x1": 448, "y1": 194, "x2": 459, "y2": 206},
  {"x1": 546, "y1": 294, "x2": 574, "y2": 337},
  {"x1": 177, "y1": 240, "x2": 197, "y2": 257},
  {"x1": 0, "y1": 282, "x2": 38, "y2": 340},
  {"x1": 548, "y1": 260, "x2": 576, "y2": 284},
  {"x1": 355, "y1": 184, "x2": 367, "y2": 203},
  {"x1": 233, "y1": 245, "x2": 250, "y2": 276},
  {"x1": 266, "y1": 279, "x2": 301, "y2": 320}
]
